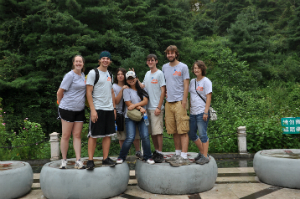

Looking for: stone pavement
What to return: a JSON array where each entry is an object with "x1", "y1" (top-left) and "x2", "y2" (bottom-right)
[{"x1": 21, "y1": 167, "x2": 300, "y2": 199}]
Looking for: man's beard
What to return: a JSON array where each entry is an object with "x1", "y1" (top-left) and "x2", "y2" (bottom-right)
[{"x1": 168, "y1": 57, "x2": 176, "y2": 62}]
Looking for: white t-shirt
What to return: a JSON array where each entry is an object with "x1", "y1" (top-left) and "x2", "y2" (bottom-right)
[
  {"x1": 86, "y1": 69, "x2": 113, "y2": 110},
  {"x1": 142, "y1": 70, "x2": 166, "y2": 110},
  {"x1": 162, "y1": 62, "x2": 190, "y2": 102},
  {"x1": 59, "y1": 70, "x2": 86, "y2": 111},
  {"x1": 123, "y1": 88, "x2": 147, "y2": 118},
  {"x1": 189, "y1": 77, "x2": 212, "y2": 115},
  {"x1": 113, "y1": 83, "x2": 125, "y2": 114}
]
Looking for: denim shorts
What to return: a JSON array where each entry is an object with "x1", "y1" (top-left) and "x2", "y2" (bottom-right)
[{"x1": 188, "y1": 113, "x2": 210, "y2": 143}]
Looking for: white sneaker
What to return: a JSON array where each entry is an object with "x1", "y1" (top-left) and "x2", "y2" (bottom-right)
[
  {"x1": 146, "y1": 158, "x2": 155, "y2": 165},
  {"x1": 116, "y1": 158, "x2": 123, "y2": 164},
  {"x1": 59, "y1": 159, "x2": 68, "y2": 169},
  {"x1": 75, "y1": 159, "x2": 85, "y2": 169}
]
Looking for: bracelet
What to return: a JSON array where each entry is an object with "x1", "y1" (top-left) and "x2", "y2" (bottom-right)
[
  {"x1": 114, "y1": 108, "x2": 116, "y2": 110},
  {"x1": 204, "y1": 112, "x2": 208, "y2": 115},
  {"x1": 157, "y1": 107, "x2": 161, "y2": 110}
]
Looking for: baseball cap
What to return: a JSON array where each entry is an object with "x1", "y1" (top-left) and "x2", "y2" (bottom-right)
[{"x1": 126, "y1": 71, "x2": 136, "y2": 79}]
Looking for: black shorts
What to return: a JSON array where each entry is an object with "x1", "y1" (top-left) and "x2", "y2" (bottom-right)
[
  {"x1": 58, "y1": 108, "x2": 85, "y2": 122},
  {"x1": 88, "y1": 110, "x2": 116, "y2": 138}
]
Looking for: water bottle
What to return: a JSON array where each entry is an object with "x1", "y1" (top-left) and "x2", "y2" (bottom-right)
[
  {"x1": 143, "y1": 113, "x2": 149, "y2": 126},
  {"x1": 115, "y1": 121, "x2": 118, "y2": 132}
]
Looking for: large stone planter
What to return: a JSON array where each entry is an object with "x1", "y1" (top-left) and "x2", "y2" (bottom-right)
[
  {"x1": 40, "y1": 158, "x2": 129, "y2": 199},
  {"x1": 136, "y1": 154, "x2": 218, "y2": 194},
  {"x1": 0, "y1": 161, "x2": 33, "y2": 199},
  {"x1": 254, "y1": 149, "x2": 300, "y2": 189}
]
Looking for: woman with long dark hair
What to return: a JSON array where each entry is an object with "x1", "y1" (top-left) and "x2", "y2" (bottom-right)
[
  {"x1": 113, "y1": 68, "x2": 142, "y2": 159},
  {"x1": 116, "y1": 71, "x2": 154, "y2": 164}
]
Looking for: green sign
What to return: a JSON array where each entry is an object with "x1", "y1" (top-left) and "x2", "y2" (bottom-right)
[{"x1": 281, "y1": 117, "x2": 300, "y2": 134}]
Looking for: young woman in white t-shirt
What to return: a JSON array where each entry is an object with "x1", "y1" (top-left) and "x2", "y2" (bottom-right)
[
  {"x1": 57, "y1": 55, "x2": 86, "y2": 169},
  {"x1": 113, "y1": 68, "x2": 142, "y2": 159},
  {"x1": 188, "y1": 60, "x2": 212, "y2": 165}
]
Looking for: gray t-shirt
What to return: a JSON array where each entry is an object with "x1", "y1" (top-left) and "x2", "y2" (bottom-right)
[
  {"x1": 59, "y1": 70, "x2": 86, "y2": 111},
  {"x1": 113, "y1": 83, "x2": 125, "y2": 114},
  {"x1": 123, "y1": 88, "x2": 147, "y2": 118},
  {"x1": 86, "y1": 69, "x2": 113, "y2": 110},
  {"x1": 142, "y1": 70, "x2": 166, "y2": 110},
  {"x1": 189, "y1": 77, "x2": 212, "y2": 115},
  {"x1": 162, "y1": 62, "x2": 190, "y2": 102}
]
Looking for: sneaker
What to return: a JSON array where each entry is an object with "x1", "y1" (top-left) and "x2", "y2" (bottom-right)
[
  {"x1": 194, "y1": 152, "x2": 203, "y2": 161},
  {"x1": 86, "y1": 160, "x2": 95, "y2": 170},
  {"x1": 74, "y1": 159, "x2": 85, "y2": 169},
  {"x1": 59, "y1": 159, "x2": 68, "y2": 169},
  {"x1": 196, "y1": 156, "x2": 210, "y2": 165},
  {"x1": 116, "y1": 158, "x2": 124, "y2": 164},
  {"x1": 169, "y1": 156, "x2": 191, "y2": 167},
  {"x1": 146, "y1": 158, "x2": 155, "y2": 165},
  {"x1": 102, "y1": 157, "x2": 116, "y2": 167},
  {"x1": 166, "y1": 154, "x2": 181, "y2": 162},
  {"x1": 153, "y1": 152, "x2": 164, "y2": 163},
  {"x1": 135, "y1": 151, "x2": 143, "y2": 160}
]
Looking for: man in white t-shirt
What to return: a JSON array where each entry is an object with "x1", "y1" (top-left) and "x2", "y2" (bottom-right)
[
  {"x1": 141, "y1": 54, "x2": 166, "y2": 163},
  {"x1": 162, "y1": 45, "x2": 191, "y2": 166},
  {"x1": 86, "y1": 51, "x2": 117, "y2": 169}
]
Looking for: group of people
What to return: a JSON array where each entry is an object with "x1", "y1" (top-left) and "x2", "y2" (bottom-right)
[{"x1": 57, "y1": 45, "x2": 212, "y2": 170}]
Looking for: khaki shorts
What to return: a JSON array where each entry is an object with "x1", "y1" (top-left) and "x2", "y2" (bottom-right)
[
  {"x1": 165, "y1": 101, "x2": 190, "y2": 135},
  {"x1": 147, "y1": 109, "x2": 164, "y2": 135},
  {"x1": 116, "y1": 121, "x2": 140, "y2": 140}
]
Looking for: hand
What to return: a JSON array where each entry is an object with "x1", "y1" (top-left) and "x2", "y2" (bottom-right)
[
  {"x1": 129, "y1": 68, "x2": 135, "y2": 72},
  {"x1": 203, "y1": 114, "x2": 208, "y2": 122},
  {"x1": 181, "y1": 100, "x2": 187, "y2": 110},
  {"x1": 140, "y1": 107, "x2": 146, "y2": 114},
  {"x1": 154, "y1": 108, "x2": 161, "y2": 116},
  {"x1": 91, "y1": 110, "x2": 98, "y2": 123},
  {"x1": 122, "y1": 85, "x2": 129, "y2": 89},
  {"x1": 128, "y1": 104, "x2": 136, "y2": 110},
  {"x1": 114, "y1": 109, "x2": 117, "y2": 120}
]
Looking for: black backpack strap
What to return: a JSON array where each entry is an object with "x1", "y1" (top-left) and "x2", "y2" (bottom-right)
[
  {"x1": 108, "y1": 70, "x2": 113, "y2": 85},
  {"x1": 93, "y1": 68, "x2": 100, "y2": 85}
]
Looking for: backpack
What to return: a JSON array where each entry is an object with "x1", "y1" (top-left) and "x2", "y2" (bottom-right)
[{"x1": 85, "y1": 67, "x2": 113, "y2": 107}]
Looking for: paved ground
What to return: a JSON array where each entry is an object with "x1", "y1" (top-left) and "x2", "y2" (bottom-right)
[{"x1": 21, "y1": 167, "x2": 300, "y2": 199}]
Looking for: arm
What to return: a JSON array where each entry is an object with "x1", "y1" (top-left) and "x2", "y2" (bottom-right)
[
  {"x1": 57, "y1": 88, "x2": 64, "y2": 104},
  {"x1": 111, "y1": 88, "x2": 117, "y2": 120},
  {"x1": 86, "y1": 85, "x2": 98, "y2": 123},
  {"x1": 126, "y1": 97, "x2": 148, "y2": 114},
  {"x1": 203, "y1": 93, "x2": 212, "y2": 122},
  {"x1": 115, "y1": 85, "x2": 128, "y2": 104},
  {"x1": 154, "y1": 86, "x2": 166, "y2": 116},
  {"x1": 181, "y1": 79, "x2": 189, "y2": 109}
]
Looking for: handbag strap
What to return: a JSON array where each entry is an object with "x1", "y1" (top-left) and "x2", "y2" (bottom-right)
[
  {"x1": 121, "y1": 99, "x2": 125, "y2": 113},
  {"x1": 194, "y1": 78, "x2": 211, "y2": 107}
]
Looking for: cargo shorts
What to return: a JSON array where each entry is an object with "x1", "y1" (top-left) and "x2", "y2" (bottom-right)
[{"x1": 164, "y1": 101, "x2": 190, "y2": 135}]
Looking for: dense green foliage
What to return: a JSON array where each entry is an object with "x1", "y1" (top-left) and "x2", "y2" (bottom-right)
[{"x1": 0, "y1": 0, "x2": 300, "y2": 159}]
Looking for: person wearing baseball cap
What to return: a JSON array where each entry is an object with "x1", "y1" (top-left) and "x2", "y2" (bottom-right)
[{"x1": 116, "y1": 71, "x2": 155, "y2": 164}]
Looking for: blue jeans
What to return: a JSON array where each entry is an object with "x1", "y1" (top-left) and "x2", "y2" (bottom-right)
[
  {"x1": 118, "y1": 118, "x2": 152, "y2": 160},
  {"x1": 188, "y1": 113, "x2": 209, "y2": 143}
]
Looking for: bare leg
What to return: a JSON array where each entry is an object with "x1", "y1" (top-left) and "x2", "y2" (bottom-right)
[
  {"x1": 202, "y1": 141, "x2": 209, "y2": 157},
  {"x1": 173, "y1": 133, "x2": 181, "y2": 150},
  {"x1": 194, "y1": 138, "x2": 204, "y2": 154},
  {"x1": 133, "y1": 139, "x2": 140, "y2": 151},
  {"x1": 180, "y1": 133, "x2": 189, "y2": 153},
  {"x1": 102, "y1": 136, "x2": 111, "y2": 160},
  {"x1": 60, "y1": 120, "x2": 73, "y2": 160},
  {"x1": 72, "y1": 122, "x2": 83, "y2": 161},
  {"x1": 88, "y1": 137, "x2": 97, "y2": 160},
  {"x1": 119, "y1": 140, "x2": 124, "y2": 148},
  {"x1": 157, "y1": 134, "x2": 163, "y2": 151},
  {"x1": 151, "y1": 135, "x2": 159, "y2": 150}
]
